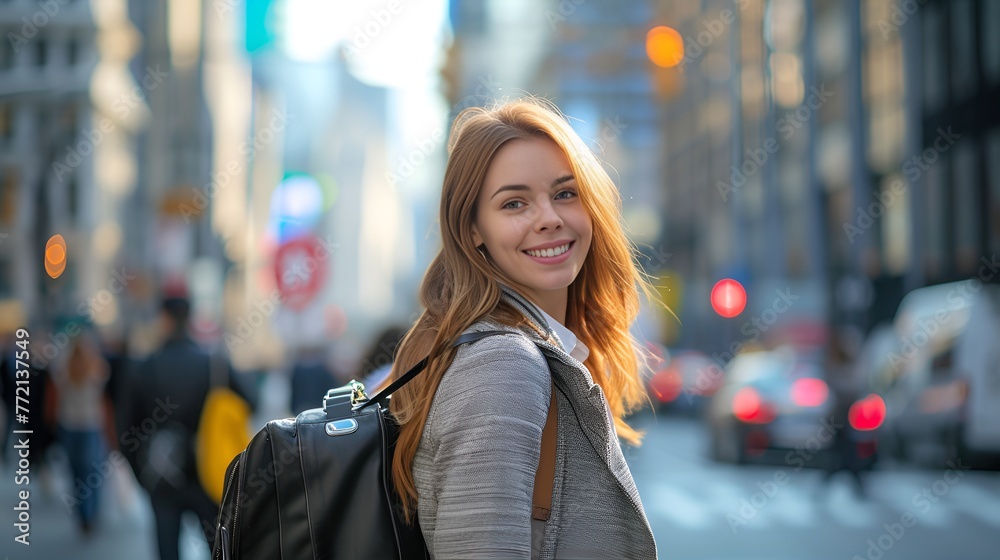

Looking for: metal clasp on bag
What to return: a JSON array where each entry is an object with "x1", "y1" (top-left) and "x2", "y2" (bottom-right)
[
  {"x1": 349, "y1": 380, "x2": 368, "y2": 406},
  {"x1": 323, "y1": 380, "x2": 369, "y2": 412}
]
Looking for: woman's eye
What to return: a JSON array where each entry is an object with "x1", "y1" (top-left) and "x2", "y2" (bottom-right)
[
  {"x1": 502, "y1": 200, "x2": 524, "y2": 210},
  {"x1": 555, "y1": 190, "x2": 577, "y2": 200}
]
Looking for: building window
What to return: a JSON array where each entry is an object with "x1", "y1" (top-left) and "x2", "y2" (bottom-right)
[
  {"x1": 67, "y1": 38, "x2": 78, "y2": 67},
  {"x1": 921, "y1": 4, "x2": 944, "y2": 111},
  {"x1": 0, "y1": 104, "x2": 11, "y2": 141},
  {"x1": 36, "y1": 38, "x2": 48, "y2": 67},
  {"x1": 924, "y1": 158, "x2": 945, "y2": 276},
  {"x1": 0, "y1": 257, "x2": 10, "y2": 299},
  {"x1": 951, "y1": 142, "x2": 978, "y2": 272},
  {"x1": 0, "y1": 37, "x2": 12, "y2": 69},
  {"x1": 988, "y1": 130, "x2": 1000, "y2": 255},
  {"x1": 0, "y1": 167, "x2": 16, "y2": 229},
  {"x1": 67, "y1": 175, "x2": 79, "y2": 228},
  {"x1": 984, "y1": 0, "x2": 1000, "y2": 86},
  {"x1": 950, "y1": 0, "x2": 977, "y2": 100}
]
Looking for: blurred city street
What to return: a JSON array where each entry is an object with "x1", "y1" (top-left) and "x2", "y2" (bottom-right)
[
  {"x1": 0, "y1": 455, "x2": 209, "y2": 560},
  {"x1": 628, "y1": 413, "x2": 1000, "y2": 560},
  {"x1": 4, "y1": 407, "x2": 999, "y2": 559}
]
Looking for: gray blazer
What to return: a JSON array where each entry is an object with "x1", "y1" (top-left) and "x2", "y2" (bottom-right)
[{"x1": 413, "y1": 287, "x2": 658, "y2": 559}]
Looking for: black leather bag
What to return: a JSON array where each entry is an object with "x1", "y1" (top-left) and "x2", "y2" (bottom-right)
[{"x1": 213, "y1": 331, "x2": 507, "y2": 560}]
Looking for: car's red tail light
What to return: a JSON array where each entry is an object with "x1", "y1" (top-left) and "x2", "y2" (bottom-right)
[
  {"x1": 732, "y1": 387, "x2": 776, "y2": 424},
  {"x1": 849, "y1": 394, "x2": 886, "y2": 431},
  {"x1": 790, "y1": 378, "x2": 829, "y2": 407}
]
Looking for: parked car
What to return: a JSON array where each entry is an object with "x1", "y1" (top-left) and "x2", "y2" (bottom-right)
[
  {"x1": 707, "y1": 347, "x2": 882, "y2": 467},
  {"x1": 859, "y1": 282, "x2": 1000, "y2": 468},
  {"x1": 647, "y1": 347, "x2": 723, "y2": 415}
]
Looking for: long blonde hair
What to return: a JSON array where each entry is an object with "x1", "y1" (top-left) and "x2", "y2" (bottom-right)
[{"x1": 389, "y1": 98, "x2": 653, "y2": 521}]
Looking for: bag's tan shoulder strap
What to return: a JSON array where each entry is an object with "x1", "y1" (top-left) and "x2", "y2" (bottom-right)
[{"x1": 532, "y1": 381, "x2": 557, "y2": 522}]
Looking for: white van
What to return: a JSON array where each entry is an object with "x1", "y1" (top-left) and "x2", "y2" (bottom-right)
[
  {"x1": 953, "y1": 284, "x2": 1000, "y2": 459},
  {"x1": 860, "y1": 281, "x2": 1000, "y2": 466}
]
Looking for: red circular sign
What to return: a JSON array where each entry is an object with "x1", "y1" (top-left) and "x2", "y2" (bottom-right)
[{"x1": 274, "y1": 236, "x2": 327, "y2": 311}]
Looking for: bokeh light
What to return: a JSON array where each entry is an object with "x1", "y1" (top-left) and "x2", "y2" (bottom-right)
[
  {"x1": 710, "y1": 278, "x2": 747, "y2": 318},
  {"x1": 646, "y1": 26, "x2": 685, "y2": 68},
  {"x1": 44, "y1": 234, "x2": 68, "y2": 279}
]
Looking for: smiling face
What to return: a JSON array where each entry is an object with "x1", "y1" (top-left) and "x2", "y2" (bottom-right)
[{"x1": 472, "y1": 136, "x2": 593, "y2": 321}]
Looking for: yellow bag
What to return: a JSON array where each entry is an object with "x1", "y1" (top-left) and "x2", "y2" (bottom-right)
[{"x1": 196, "y1": 360, "x2": 252, "y2": 503}]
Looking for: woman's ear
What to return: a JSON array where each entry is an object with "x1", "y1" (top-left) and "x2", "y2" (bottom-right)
[{"x1": 471, "y1": 223, "x2": 484, "y2": 247}]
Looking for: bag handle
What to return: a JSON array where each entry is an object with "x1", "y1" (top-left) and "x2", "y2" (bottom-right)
[
  {"x1": 532, "y1": 382, "x2": 557, "y2": 521},
  {"x1": 357, "y1": 328, "x2": 558, "y2": 523},
  {"x1": 356, "y1": 330, "x2": 511, "y2": 411}
]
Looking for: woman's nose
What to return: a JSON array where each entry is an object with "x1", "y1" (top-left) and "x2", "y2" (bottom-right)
[{"x1": 534, "y1": 200, "x2": 563, "y2": 231}]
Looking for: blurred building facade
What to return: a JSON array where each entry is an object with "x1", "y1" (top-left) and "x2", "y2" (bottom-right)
[
  {"x1": 650, "y1": 0, "x2": 1000, "y2": 354},
  {"x1": 444, "y1": 0, "x2": 1000, "y2": 356},
  {"x1": 0, "y1": 0, "x2": 146, "y2": 335},
  {"x1": 1, "y1": 0, "x2": 450, "y2": 372}
]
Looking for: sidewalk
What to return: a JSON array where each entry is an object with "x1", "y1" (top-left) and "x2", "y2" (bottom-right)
[
  {"x1": 0, "y1": 372, "x2": 289, "y2": 560},
  {"x1": 0, "y1": 449, "x2": 210, "y2": 560}
]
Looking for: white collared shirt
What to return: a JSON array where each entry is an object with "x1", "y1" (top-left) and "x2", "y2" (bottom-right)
[{"x1": 537, "y1": 307, "x2": 590, "y2": 363}]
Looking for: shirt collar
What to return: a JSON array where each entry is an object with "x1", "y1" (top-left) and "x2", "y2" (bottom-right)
[
  {"x1": 536, "y1": 307, "x2": 590, "y2": 363},
  {"x1": 498, "y1": 284, "x2": 590, "y2": 363}
]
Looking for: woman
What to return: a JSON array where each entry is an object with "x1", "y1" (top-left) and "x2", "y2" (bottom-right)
[
  {"x1": 54, "y1": 329, "x2": 111, "y2": 535},
  {"x1": 388, "y1": 98, "x2": 658, "y2": 559}
]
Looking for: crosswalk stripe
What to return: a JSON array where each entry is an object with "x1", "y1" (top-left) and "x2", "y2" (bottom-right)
[
  {"x1": 644, "y1": 473, "x2": 1000, "y2": 531},
  {"x1": 946, "y1": 484, "x2": 1000, "y2": 527}
]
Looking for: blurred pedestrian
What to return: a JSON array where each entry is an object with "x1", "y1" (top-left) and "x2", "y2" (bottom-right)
[
  {"x1": 386, "y1": 99, "x2": 657, "y2": 557},
  {"x1": 289, "y1": 346, "x2": 338, "y2": 414},
  {"x1": 817, "y1": 330, "x2": 867, "y2": 499},
  {"x1": 358, "y1": 325, "x2": 407, "y2": 391},
  {"x1": 121, "y1": 296, "x2": 257, "y2": 560},
  {"x1": 52, "y1": 326, "x2": 111, "y2": 535}
]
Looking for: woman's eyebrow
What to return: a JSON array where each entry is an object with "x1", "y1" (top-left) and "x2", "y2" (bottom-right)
[{"x1": 489, "y1": 175, "x2": 575, "y2": 200}]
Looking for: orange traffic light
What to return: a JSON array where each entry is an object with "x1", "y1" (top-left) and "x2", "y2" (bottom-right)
[
  {"x1": 646, "y1": 26, "x2": 684, "y2": 68},
  {"x1": 45, "y1": 234, "x2": 67, "y2": 279}
]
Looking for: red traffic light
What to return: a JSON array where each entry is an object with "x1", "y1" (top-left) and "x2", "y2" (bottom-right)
[{"x1": 711, "y1": 278, "x2": 747, "y2": 318}]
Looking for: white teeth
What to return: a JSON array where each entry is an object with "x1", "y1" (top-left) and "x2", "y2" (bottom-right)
[{"x1": 526, "y1": 243, "x2": 570, "y2": 258}]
